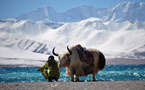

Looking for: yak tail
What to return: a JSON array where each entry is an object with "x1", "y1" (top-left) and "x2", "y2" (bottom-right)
[{"x1": 98, "y1": 52, "x2": 106, "y2": 70}]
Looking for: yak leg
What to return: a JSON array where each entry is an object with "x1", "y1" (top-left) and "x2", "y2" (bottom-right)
[
  {"x1": 70, "y1": 68, "x2": 75, "y2": 82},
  {"x1": 92, "y1": 70, "x2": 99, "y2": 81},
  {"x1": 71, "y1": 74, "x2": 74, "y2": 82},
  {"x1": 92, "y1": 73, "x2": 96, "y2": 81},
  {"x1": 71, "y1": 70, "x2": 80, "y2": 82},
  {"x1": 76, "y1": 75, "x2": 80, "y2": 82}
]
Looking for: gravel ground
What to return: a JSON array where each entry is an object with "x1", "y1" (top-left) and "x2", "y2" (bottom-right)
[{"x1": 0, "y1": 81, "x2": 145, "y2": 90}]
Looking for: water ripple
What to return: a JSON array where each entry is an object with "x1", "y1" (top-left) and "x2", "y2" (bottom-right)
[{"x1": 0, "y1": 65, "x2": 145, "y2": 82}]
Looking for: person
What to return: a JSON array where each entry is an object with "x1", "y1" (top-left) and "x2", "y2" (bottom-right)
[{"x1": 38, "y1": 55, "x2": 60, "y2": 82}]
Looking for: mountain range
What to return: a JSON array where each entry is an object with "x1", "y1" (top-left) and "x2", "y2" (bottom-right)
[
  {"x1": 16, "y1": 2, "x2": 145, "y2": 22},
  {"x1": 0, "y1": 1, "x2": 145, "y2": 66}
]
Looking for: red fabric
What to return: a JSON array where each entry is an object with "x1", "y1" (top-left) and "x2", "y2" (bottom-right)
[{"x1": 76, "y1": 46, "x2": 94, "y2": 66}]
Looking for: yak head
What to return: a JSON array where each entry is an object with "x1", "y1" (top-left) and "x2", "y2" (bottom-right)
[{"x1": 52, "y1": 46, "x2": 72, "y2": 67}]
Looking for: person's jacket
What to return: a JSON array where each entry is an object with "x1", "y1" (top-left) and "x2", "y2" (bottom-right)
[{"x1": 38, "y1": 59, "x2": 60, "y2": 78}]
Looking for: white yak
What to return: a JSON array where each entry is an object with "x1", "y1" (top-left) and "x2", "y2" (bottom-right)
[{"x1": 52, "y1": 45, "x2": 106, "y2": 81}]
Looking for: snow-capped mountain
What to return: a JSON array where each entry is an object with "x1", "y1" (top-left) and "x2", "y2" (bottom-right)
[
  {"x1": 0, "y1": 1, "x2": 145, "y2": 66},
  {"x1": 0, "y1": 19, "x2": 63, "y2": 34},
  {"x1": 37, "y1": 17, "x2": 145, "y2": 58},
  {"x1": 0, "y1": 17, "x2": 145, "y2": 59},
  {"x1": 16, "y1": 2, "x2": 145, "y2": 22},
  {"x1": 105, "y1": 2, "x2": 145, "y2": 22},
  {"x1": 59, "y1": 5, "x2": 108, "y2": 22},
  {"x1": 16, "y1": 6, "x2": 60, "y2": 22}
]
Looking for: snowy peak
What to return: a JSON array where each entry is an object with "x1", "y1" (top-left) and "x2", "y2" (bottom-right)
[
  {"x1": 16, "y1": 4, "x2": 107, "y2": 22},
  {"x1": 16, "y1": 2, "x2": 145, "y2": 22},
  {"x1": 106, "y1": 2, "x2": 145, "y2": 22},
  {"x1": 16, "y1": 6, "x2": 59, "y2": 22},
  {"x1": 61, "y1": 5, "x2": 107, "y2": 22},
  {"x1": 115, "y1": 1, "x2": 145, "y2": 8}
]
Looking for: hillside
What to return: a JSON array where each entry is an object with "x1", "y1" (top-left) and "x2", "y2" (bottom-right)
[{"x1": 0, "y1": 1, "x2": 145, "y2": 66}]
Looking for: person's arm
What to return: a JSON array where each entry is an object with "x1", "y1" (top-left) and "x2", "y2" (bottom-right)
[
  {"x1": 38, "y1": 63, "x2": 47, "y2": 72},
  {"x1": 38, "y1": 67, "x2": 43, "y2": 72}
]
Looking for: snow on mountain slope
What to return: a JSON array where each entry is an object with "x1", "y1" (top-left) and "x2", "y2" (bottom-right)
[
  {"x1": 0, "y1": 19, "x2": 63, "y2": 34},
  {"x1": 38, "y1": 18, "x2": 145, "y2": 58},
  {"x1": 16, "y1": 5, "x2": 108, "y2": 22},
  {"x1": 105, "y1": 2, "x2": 145, "y2": 22},
  {"x1": 0, "y1": 46, "x2": 48, "y2": 66},
  {"x1": 0, "y1": 32, "x2": 66, "y2": 54},
  {"x1": 0, "y1": 31, "x2": 66, "y2": 66},
  {"x1": 60, "y1": 5, "x2": 108, "y2": 22},
  {"x1": 0, "y1": 17, "x2": 145, "y2": 59},
  {"x1": 16, "y1": 6, "x2": 60, "y2": 22},
  {"x1": 16, "y1": 2, "x2": 145, "y2": 22}
]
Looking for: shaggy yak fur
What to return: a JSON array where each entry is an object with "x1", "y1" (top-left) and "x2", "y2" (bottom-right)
[{"x1": 53, "y1": 45, "x2": 106, "y2": 81}]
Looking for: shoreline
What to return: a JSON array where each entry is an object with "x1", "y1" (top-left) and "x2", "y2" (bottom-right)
[
  {"x1": 107, "y1": 58, "x2": 145, "y2": 65},
  {"x1": 0, "y1": 81, "x2": 145, "y2": 90},
  {"x1": 0, "y1": 58, "x2": 145, "y2": 67}
]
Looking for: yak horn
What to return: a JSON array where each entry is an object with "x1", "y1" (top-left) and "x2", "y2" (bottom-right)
[
  {"x1": 52, "y1": 47, "x2": 58, "y2": 56},
  {"x1": 67, "y1": 46, "x2": 72, "y2": 56}
]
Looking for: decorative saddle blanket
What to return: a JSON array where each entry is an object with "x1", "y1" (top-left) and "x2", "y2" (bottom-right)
[{"x1": 76, "y1": 45, "x2": 94, "y2": 66}]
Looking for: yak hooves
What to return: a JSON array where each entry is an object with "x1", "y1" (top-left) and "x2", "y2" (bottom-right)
[
  {"x1": 92, "y1": 79, "x2": 96, "y2": 82},
  {"x1": 71, "y1": 79, "x2": 74, "y2": 82},
  {"x1": 75, "y1": 78, "x2": 80, "y2": 82},
  {"x1": 71, "y1": 79, "x2": 80, "y2": 82}
]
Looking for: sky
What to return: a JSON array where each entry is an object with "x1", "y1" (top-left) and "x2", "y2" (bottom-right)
[{"x1": 0, "y1": 0, "x2": 145, "y2": 19}]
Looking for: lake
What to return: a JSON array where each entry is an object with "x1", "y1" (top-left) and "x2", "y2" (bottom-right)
[{"x1": 0, "y1": 65, "x2": 145, "y2": 83}]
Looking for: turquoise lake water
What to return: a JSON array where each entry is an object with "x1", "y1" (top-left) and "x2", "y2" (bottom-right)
[{"x1": 0, "y1": 65, "x2": 145, "y2": 83}]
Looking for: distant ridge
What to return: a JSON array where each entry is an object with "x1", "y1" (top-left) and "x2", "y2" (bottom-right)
[{"x1": 16, "y1": 2, "x2": 145, "y2": 22}]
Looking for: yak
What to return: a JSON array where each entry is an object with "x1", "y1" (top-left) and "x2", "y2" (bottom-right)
[{"x1": 52, "y1": 45, "x2": 106, "y2": 81}]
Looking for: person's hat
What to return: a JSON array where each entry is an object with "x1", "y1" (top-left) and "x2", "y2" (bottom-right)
[{"x1": 48, "y1": 55, "x2": 54, "y2": 60}]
